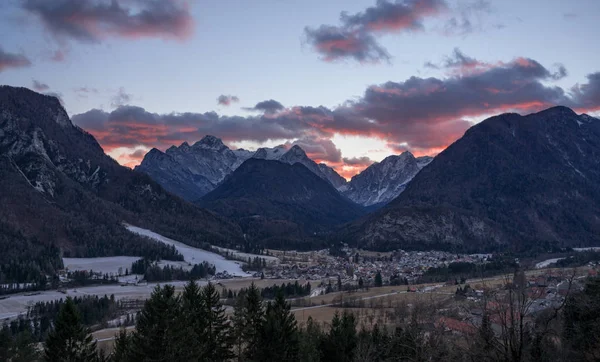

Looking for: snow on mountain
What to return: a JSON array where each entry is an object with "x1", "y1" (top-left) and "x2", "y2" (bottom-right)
[
  {"x1": 342, "y1": 152, "x2": 432, "y2": 206},
  {"x1": 252, "y1": 145, "x2": 288, "y2": 160},
  {"x1": 136, "y1": 136, "x2": 347, "y2": 200}
]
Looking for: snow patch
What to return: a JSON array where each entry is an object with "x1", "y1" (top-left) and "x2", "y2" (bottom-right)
[
  {"x1": 535, "y1": 258, "x2": 565, "y2": 269},
  {"x1": 124, "y1": 225, "x2": 251, "y2": 277}
]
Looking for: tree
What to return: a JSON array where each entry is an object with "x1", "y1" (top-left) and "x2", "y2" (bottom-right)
[
  {"x1": 375, "y1": 271, "x2": 383, "y2": 287},
  {"x1": 256, "y1": 292, "x2": 299, "y2": 360},
  {"x1": 44, "y1": 297, "x2": 98, "y2": 362},
  {"x1": 200, "y1": 282, "x2": 233, "y2": 361},
  {"x1": 110, "y1": 328, "x2": 131, "y2": 362},
  {"x1": 321, "y1": 311, "x2": 357, "y2": 362},
  {"x1": 298, "y1": 317, "x2": 322, "y2": 362},
  {"x1": 128, "y1": 285, "x2": 180, "y2": 361}
]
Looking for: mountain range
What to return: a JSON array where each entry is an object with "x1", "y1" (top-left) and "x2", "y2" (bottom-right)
[
  {"x1": 136, "y1": 135, "x2": 431, "y2": 207},
  {"x1": 348, "y1": 106, "x2": 600, "y2": 252},
  {"x1": 2, "y1": 86, "x2": 600, "y2": 261}
]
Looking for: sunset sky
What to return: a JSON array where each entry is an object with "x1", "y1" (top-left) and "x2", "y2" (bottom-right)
[{"x1": 1, "y1": 0, "x2": 599, "y2": 178}]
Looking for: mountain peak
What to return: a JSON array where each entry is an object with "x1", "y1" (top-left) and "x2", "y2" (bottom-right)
[
  {"x1": 194, "y1": 135, "x2": 226, "y2": 150},
  {"x1": 284, "y1": 145, "x2": 308, "y2": 158},
  {"x1": 538, "y1": 105, "x2": 577, "y2": 117},
  {"x1": 0, "y1": 86, "x2": 72, "y2": 128}
]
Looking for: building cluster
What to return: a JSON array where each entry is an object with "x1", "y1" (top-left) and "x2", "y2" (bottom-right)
[{"x1": 260, "y1": 248, "x2": 491, "y2": 286}]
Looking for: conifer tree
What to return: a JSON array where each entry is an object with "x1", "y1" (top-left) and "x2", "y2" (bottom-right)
[
  {"x1": 256, "y1": 292, "x2": 298, "y2": 360},
  {"x1": 43, "y1": 297, "x2": 98, "y2": 362},
  {"x1": 240, "y1": 282, "x2": 264, "y2": 361},
  {"x1": 110, "y1": 327, "x2": 131, "y2": 362},
  {"x1": 128, "y1": 285, "x2": 180, "y2": 361},
  {"x1": 298, "y1": 317, "x2": 323, "y2": 362},
  {"x1": 175, "y1": 279, "x2": 205, "y2": 359},
  {"x1": 375, "y1": 271, "x2": 383, "y2": 287},
  {"x1": 200, "y1": 282, "x2": 233, "y2": 361},
  {"x1": 321, "y1": 311, "x2": 357, "y2": 362}
]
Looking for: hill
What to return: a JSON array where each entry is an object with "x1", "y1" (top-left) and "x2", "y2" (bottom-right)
[{"x1": 200, "y1": 158, "x2": 365, "y2": 249}]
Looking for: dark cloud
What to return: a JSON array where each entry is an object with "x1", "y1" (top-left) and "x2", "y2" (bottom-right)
[
  {"x1": 0, "y1": 47, "x2": 31, "y2": 72},
  {"x1": 443, "y1": 48, "x2": 481, "y2": 69},
  {"x1": 571, "y1": 72, "x2": 600, "y2": 112},
  {"x1": 22, "y1": 0, "x2": 194, "y2": 44},
  {"x1": 129, "y1": 149, "x2": 147, "y2": 158},
  {"x1": 111, "y1": 87, "x2": 131, "y2": 107},
  {"x1": 343, "y1": 156, "x2": 374, "y2": 166},
  {"x1": 551, "y1": 64, "x2": 567, "y2": 80},
  {"x1": 289, "y1": 136, "x2": 342, "y2": 163},
  {"x1": 340, "y1": 0, "x2": 447, "y2": 32},
  {"x1": 304, "y1": 25, "x2": 390, "y2": 63},
  {"x1": 32, "y1": 79, "x2": 50, "y2": 91},
  {"x1": 217, "y1": 95, "x2": 240, "y2": 106},
  {"x1": 246, "y1": 99, "x2": 285, "y2": 113},
  {"x1": 304, "y1": 0, "x2": 446, "y2": 63},
  {"x1": 563, "y1": 13, "x2": 577, "y2": 20}
]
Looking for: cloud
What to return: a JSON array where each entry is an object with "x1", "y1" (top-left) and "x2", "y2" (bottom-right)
[
  {"x1": 0, "y1": 47, "x2": 31, "y2": 72},
  {"x1": 343, "y1": 156, "x2": 374, "y2": 167},
  {"x1": 443, "y1": 0, "x2": 492, "y2": 36},
  {"x1": 22, "y1": 0, "x2": 194, "y2": 43},
  {"x1": 570, "y1": 72, "x2": 600, "y2": 112},
  {"x1": 51, "y1": 49, "x2": 66, "y2": 61},
  {"x1": 111, "y1": 87, "x2": 131, "y2": 107},
  {"x1": 304, "y1": 0, "x2": 447, "y2": 63},
  {"x1": 340, "y1": 0, "x2": 447, "y2": 32},
  {"x1": 217, "y1": 94, "x2": 240, "y2": 106},
  {"x1": 71, "y1": 52, "x2": 600, "y2": 174},
  {"x1": 32, "y1": 79, "x2": 50, "y2": 91},
  {"x1": 246, "y1": 99, "x2": 285, "y2": 113},
  {"x1": 289, "y1": 136, "x2": 343, "y2": 163},
  {"x1": 303, "y1": 25, "x2": 390, "y2": 63}
]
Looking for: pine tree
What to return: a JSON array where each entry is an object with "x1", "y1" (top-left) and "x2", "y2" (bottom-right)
[
  {"x1": 256, "y1": 292, "x2": 298, "y2": 360},
  {"x1": 43, "y1": 297, "x2": 98, "y2": 362},
  {"x1": 375, "y1": 271, "x2": 383, "y2": 287},
  {"x1": 321, "y1": 311, "x2": 357, "y2": 362},
  {"x1": 175, "y1": 279, "x2": 205, "y2": 359},
  {"x1": 128, "y1": 285, "x2": 180, "y2": 361},
  {"x1": 231, "y1": 293, "x2": 247, "y2": 361},
  {"x1": 298, "y1": 317, "x2": 323, "y2": 362},
  {"x1": 241, "y1": 282, "x2": 264, "y2": 361},
  {"x1": 110, "y1": 327, "x2": 131, "y2": 362},
  {"x1": 200, "y1": 282, "x2": 233, "y2": 361}
]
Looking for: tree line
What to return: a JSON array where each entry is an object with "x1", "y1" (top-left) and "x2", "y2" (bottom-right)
[
  {"x1": 3, "y1": 277, "x2": 600, "y2": 361},
  {"x1": 130, "y1": 258, "x2": 216, "y2": 282}
]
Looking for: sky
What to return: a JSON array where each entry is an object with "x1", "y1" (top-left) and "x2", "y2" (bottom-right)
[{"x1": 1, "y1": 0, "x2": 599, "y2": 179}]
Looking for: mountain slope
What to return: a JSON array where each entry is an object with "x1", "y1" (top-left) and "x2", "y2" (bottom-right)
[
  {"x1": 342, "y1": 152, "x2": 432, "y2": 206},
  {"x1": 199, "y1": 158, "x2": 365, "y2": 247},
  {"x1": 348, "y1": 106, "x2": 600, "y2": 252},
  {"x1": 0, "y1": 86, "x2": 243, "y2": 259}
]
